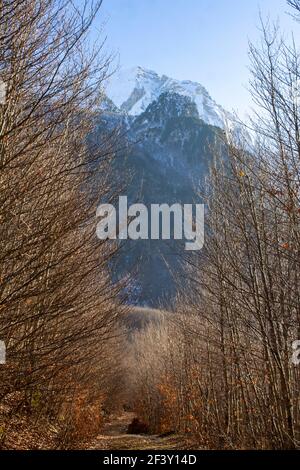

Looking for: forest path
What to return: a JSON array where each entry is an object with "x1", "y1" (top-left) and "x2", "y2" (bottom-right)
[{"x1": 88, "y1": 412, "x2": 190, "y2": 450}]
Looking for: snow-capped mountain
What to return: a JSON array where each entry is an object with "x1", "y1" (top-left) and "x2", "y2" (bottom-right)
[
  {"x1": 95, "y1": 83, "x2": 228, "y2": 306},
  {"x1": 96, "y1": 67, "x2": 235, "y2": 306},
  {"x1": 106, "y1": 66, "x2": 238, "y2": 131}
]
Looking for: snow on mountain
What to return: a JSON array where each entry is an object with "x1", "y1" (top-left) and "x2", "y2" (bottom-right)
[{"x1": 106, "y1": 66, "x2": 239, "y2": 131}]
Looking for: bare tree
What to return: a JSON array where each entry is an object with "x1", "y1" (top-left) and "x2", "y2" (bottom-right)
[
  {"x1": 127, "y1": 14, "x2": 300, "y2": 450},
  {"x1": 0, "y1": 0, "x2": 126, "y2": 447}
]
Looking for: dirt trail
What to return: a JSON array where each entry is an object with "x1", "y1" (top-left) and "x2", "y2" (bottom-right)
[{"x1": 89, "y1": 412, "x2": 191, "y2": 450}]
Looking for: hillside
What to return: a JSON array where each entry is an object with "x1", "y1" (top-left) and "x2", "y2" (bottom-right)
[{"x1": 94, "y1": 72, "x2": 228, "y2": 306}]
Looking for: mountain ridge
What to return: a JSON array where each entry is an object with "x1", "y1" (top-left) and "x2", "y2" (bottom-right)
[
  {"x1": 94, "y1": 89, "x2": 226, "y2": 306},
  {"x1": 105, "y1": 66, "x2": 239, "y2": 133}
]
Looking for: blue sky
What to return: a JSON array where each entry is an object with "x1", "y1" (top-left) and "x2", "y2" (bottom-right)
[{"x1": 92, "y1": 0, "x2": 300, "y2": 117}]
